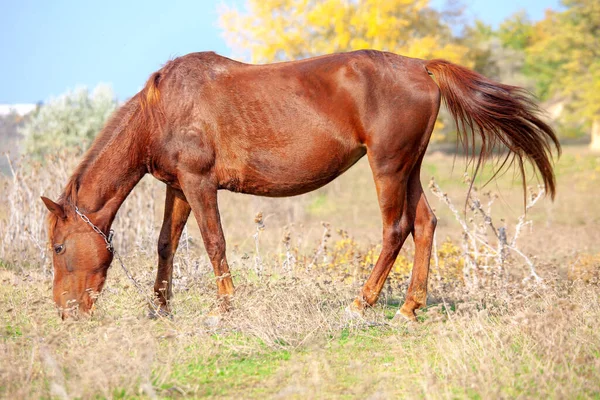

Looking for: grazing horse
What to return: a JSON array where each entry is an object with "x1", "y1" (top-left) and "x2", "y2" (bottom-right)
[{"x1": 42, "y1": 50, "x2": 559, "y2": 321}]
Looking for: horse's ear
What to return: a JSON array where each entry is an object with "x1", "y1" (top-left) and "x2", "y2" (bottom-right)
[{"x1": 41, "y1": 197, "x2": 66, "y2": 220}]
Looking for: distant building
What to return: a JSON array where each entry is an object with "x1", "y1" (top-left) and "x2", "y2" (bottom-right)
[{"x1": 0, "y1": 104, "x2": 37, "y2": 116}]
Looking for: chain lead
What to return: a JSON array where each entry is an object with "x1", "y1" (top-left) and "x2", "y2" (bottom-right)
[{"x1": 74, "y1": 206, "x2": 114, "y2": 252}]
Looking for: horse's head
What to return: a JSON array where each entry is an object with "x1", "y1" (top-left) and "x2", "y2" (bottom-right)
[{"x1": 41, "y1": 197, "x2": 113, "y2": 319}]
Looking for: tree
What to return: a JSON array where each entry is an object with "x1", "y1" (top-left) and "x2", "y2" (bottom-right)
[
  {"x1": 219, "y1": 0, "x2": 471, "y2": 66},
  {"x1": 20, "y1": 84, "x2": 117, "y2": 158},
  {"x1": 461, "y1": 19, "x2": 534, "y2": 91},
  {"x1": 497, "y1": 11, "x2": 534, "y2": 51},
  {"x1": 525, "y1": 0, "x2": 600, "y2": 149},
  {"x1": 461, "y1": 20, "x2": 495, "y2": 76}
]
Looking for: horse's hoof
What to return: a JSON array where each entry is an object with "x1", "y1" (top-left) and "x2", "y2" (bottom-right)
[
  {"x1": 148, "y1": 306, "x2": 172, "y2": 320},
  {"x1": 203, "y1": 314, "x2": 221, "y2": 328},
  {"x1": 392, "y1": 309, "x2": 417, "y2": 324},
  {"x1": 344, "y1": 304, "x2": 365, "y2": 321}
]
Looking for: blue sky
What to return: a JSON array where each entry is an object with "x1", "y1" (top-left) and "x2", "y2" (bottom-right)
[{"x1": 1, "y1": 0, "x2": 560, "y2": 103}]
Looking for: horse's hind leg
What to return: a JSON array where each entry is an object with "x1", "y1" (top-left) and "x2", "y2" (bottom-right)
[
  {"x1": 153, "y1": 186, "x2": 191, "y2": 317},
  {"x1": 348, "y1": 155, "x2": 415, "y2": 314},
  {"x1": 348, "y1": 157, "x2": 435, "y2": 322},
  {"x1": 397, "y1": 170, "x2": 437, "y2": 322},
  {"x1": 348, "y1": 83, "x2": 439, "y2": 319}
]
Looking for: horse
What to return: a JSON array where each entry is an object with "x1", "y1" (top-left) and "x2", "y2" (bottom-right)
[{"x1": 42, "y1": 50, "x2": 560, "y2": 321}]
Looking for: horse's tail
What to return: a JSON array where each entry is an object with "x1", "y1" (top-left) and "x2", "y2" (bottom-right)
[{"x1": 424, "y1": 59, "x2": 561, "y2": 199}]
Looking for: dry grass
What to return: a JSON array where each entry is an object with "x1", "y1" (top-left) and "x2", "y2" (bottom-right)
[
  {"x1": 1, "y1": 256, "x2": 599, "y2": 398},
  {"x1": 0, "y1": 146, "x2": 599, "y2": 398}
]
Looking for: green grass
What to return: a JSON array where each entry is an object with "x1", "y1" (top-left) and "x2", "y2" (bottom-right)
[{"x1": 161, "y1": 349, "x2": 291, "y2": 397}]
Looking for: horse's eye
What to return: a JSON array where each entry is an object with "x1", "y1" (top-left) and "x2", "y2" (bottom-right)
[{"x1": 54, "y1": 244, "x2": 64, "y2": 254}]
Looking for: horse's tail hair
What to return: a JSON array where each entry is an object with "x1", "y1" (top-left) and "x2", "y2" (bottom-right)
[{"x1": 424, "y1": 59, "x2": 561, "y2": 199}]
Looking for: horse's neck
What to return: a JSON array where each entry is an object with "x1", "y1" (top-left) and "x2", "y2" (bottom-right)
[
  {"x1": 69, "y1": 104, "x2": 148, "y2": 231},
  {"x1": 75, "y1": 165, "x2": 145, "y2": 231}
]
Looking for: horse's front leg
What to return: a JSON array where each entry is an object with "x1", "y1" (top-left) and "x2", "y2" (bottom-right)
[
  {"x1": 152, "y1": 186, "x2": 191, "y2": 317},
  {"x1": 180, "y1": 174, "x2": 234, "y2": 324}
]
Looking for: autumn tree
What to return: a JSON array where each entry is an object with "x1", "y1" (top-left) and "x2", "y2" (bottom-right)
[
  {"x1": 219, "y1": 0, "x2": 470, "y2": 65},
  {"x1": 526, "y1": 0, "x2": 600, "y2": 149}
]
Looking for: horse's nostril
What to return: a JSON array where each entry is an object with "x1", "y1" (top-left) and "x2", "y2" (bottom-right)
[{"x1": 59, "y1": 307, "x2": 70, "y2": 320}]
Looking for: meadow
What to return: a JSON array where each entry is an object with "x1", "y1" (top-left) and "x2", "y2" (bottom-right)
[{"x1": 1, "y1": 145, "x2": 599, "y2": 399}]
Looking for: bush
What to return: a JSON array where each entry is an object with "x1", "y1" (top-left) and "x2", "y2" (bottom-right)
[{"x1": 19, "y1": 84, "x2": 117, "y2": 159}]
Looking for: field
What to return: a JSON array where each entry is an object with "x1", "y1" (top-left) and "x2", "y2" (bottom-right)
[{"x1": 1, "y1": 145, "x2": 599, "y2": 399}]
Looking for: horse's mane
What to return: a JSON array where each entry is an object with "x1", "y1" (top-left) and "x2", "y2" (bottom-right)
[
  {"x1": 60, "y1": 61, "x2": 175, "y2": 209},
  {"x1": 45, "y1": 100, "x2": 137, "y2": 241},
  {"x1": 59, "y1": 99, "x2": 141, "y2": 207},
  {"x1": 47, "y1": 97, "x2": 145, "y2": 241},
  {"x1": 47, "y1": 60, "x2": 171, "y2": 241}
]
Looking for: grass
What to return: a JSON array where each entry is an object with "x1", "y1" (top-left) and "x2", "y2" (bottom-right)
[
  {"x1": 0, "y1": 145, "x2": 599, "y2": 398},
  {"x1": 160, "y1": 347, "x2": 291, "y2": 397}
]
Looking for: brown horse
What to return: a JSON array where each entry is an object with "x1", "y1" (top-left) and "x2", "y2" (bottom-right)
[{"x1": 42, "y1": 50, "x2": 559, "y2": 321}]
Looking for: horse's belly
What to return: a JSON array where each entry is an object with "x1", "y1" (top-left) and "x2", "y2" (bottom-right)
[{"x1": 217, "y1": 145, "x2": 366, "y2": 197}]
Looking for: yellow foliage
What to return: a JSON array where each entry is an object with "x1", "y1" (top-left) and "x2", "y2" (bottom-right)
[
  {"x1": 294, "y1": 231, "x2": 465, "y2": 284},
  {"x1": 432, "y1": 239, "x2": 464, "y2": 281},
  {"x1": 219, "y1": 0, "x2": 470, "y2": 66}
]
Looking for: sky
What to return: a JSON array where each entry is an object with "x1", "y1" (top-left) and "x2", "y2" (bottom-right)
[{"x1": 1, "y1": 0, "x2": 561, "y2": 104}]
